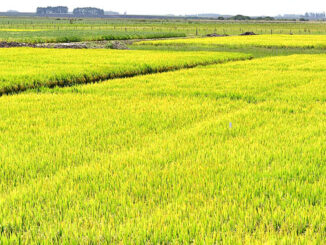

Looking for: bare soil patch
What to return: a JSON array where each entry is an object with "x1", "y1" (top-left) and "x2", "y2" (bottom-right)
[
  {"x1": 206, "y1": 33, "x2": 229, "y2": 37},
  {"x1": 240, "y1": 32, "x2": 257, "y2": 36}
]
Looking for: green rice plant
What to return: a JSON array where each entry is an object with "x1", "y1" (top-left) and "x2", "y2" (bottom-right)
[
  {"x1": 0, "y1": 48, "x2": 250, "y2": 95},
  {"x1": 0, "y1": 29, "x2": 186, "y2": 43},
  {"x1": 4, "y1": 17, "x2": 326, "y2": 44},
  {"x1": 0, "y1": 54, "x2": 325, "y2": 243},
  {"x1": 2, "y1": 17, "x2": 326, "y2": 36}
]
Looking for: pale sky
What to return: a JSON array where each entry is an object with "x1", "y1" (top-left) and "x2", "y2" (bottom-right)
[{"x1": 1, "y1": 0, "x2": 326, "y2": 16}]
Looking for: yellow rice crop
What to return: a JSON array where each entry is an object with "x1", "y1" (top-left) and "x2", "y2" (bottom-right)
[
  {"x1": 0, "y1": 54, "x2": 325, "y2": 243},
  {"x1": 136, "y1": 34, "x2": 326, "y2": 49},
  {"x1": 0, "y1": 48, "x2": 250, "y2": 95}
]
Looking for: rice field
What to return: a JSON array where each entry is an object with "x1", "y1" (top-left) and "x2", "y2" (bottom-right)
[
  {"x1": 1, "y1": 18, "x2": 326, "y2": 243},
  {"x1": 2, "y1": 17, "x2": 326, "y2": 35},
  {"x1": 0, "y1": 53, "x2": 325, "y2": 243},
  {"x1": 136, "y1": 34, "x2": 326, "y2": 49},
  {"x1": 0, "y1": 48, "x2": 249, "y2": 94},
  {"x1": 2, "y1": 17, "x2": 326, "y2": 43}
]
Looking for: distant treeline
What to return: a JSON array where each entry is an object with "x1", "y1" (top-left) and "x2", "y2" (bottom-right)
[
  {"x1": 36, "y1": 6, "x2": 107, "y2": 17},
  {"x1": 214, "y1": 15, "x2": 320, "y2": 21},
  {"x1": 219, "y1": 15, "x2": 275, "y2": 21},
  {"x1": 2, "y1": 7, "x2": 325, "y2": 21},
  {"x1": 36, "y1": 6, "x2": 68, "y2": 15},
  {"x1": 304, "y1": 12, "x2": 325, "y2": 20}
]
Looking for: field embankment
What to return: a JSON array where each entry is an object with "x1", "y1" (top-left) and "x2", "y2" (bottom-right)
[
  {"x1": 0, "y1": 48, "x2": 251, "y2": 95},
  {"x1": 0, "y1": 54, "x2": 325, "y2": 243}
]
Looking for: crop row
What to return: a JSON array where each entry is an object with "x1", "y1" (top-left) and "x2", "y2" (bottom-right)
[
  {"x1": 137, "y1": 34, "x2": 326, "y2": 49},
  {"x1": 0, "y1": 48, "x2": 250, "y2": 95},
  {"x1": 0, "y1": 30, "x2": 186, "y2": 43}
]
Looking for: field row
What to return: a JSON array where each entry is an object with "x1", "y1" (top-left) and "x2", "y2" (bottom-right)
[
  {"x1": 0, "y1": 48, "x2": 250, "y2": 95},
  {"x1": 137, "y1": 34, "x2": 326, "y2": 49},
  {"x1": 0, "y1": 54, "x2": 325, "y2": 243},
  {"x1": 0, "y1": 29, "x2": 186, "y2": 43},
  {"x1": 2, "y1": 18, "x2": 326, "y2": 43},
  {"x1": 2, "y1": 17, "x2": 326, "y2": 35}
]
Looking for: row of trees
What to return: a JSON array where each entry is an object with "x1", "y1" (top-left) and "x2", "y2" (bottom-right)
[
  {"x1": 36, "y1": 6, "x2": 105, "y2": 17},
  {"x1": 304, "y1": 12, "x2": 326, "y2": 20},
  {"x1": 219, "y1": 15, "x2": 275, "y2": 21},
  {"x1": 73, "y1": 8, "x2": 104, "y2": 17},
  {"x1": 36, "y1": 6, "x2": 68, "y2": 15}
]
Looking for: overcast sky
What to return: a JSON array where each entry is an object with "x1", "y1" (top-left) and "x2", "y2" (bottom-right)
[{"x1": 1, "y1": 0, "x2": 325, "y2": 16}]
